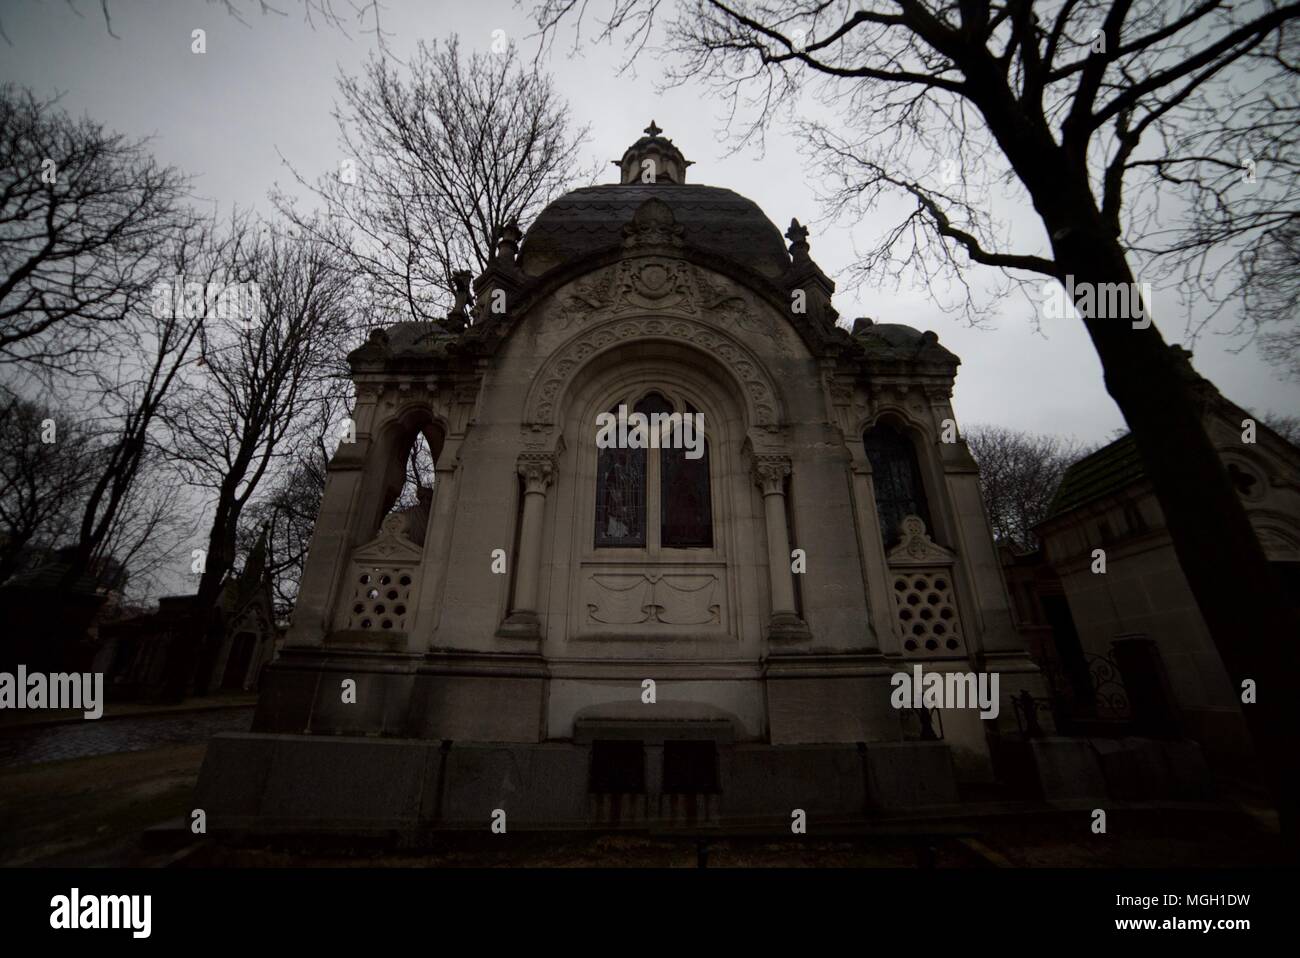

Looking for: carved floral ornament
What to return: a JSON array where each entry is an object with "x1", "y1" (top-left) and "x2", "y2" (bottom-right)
[
  {"x1": 524, "y1": 314, "x2": 782, "y2": 430},
  {"x1": 751, "y1": 455, "x2": 792, "y2": 495},
  {"x1": 517, "y1": 452, "x2": 557, "y2": 493},
  {"x1": 557, "y1": 255, "x2": 777, "y2": 346}
]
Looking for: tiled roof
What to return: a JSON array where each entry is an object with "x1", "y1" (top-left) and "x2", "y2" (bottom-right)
[
  {"x1": 519, "y1": 184, "x2": 791, "y2": 279},
  {"x1": 1046, "y1": 433, "x2": 1145, "y2": 518}
]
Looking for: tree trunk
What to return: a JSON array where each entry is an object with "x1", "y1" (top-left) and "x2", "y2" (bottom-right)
[
  {"x1": 159, "y1": 501, "x2": 237, "y2": 701},
  {"x1": 1052, "y1": 225, "x2": 1300, "y2": 849}
]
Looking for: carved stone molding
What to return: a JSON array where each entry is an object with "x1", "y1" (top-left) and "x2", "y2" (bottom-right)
[
  {"x1": 886, "y1": 515, "x2": 956, "y2": 566},
  {"x1": 622, "y1": 197, "x2": 685, "y2": 249},
  {"x1": 524, "y1": 314, "x2": 781, "y2": 429},
  {"x1": 351, "y1": 513, "x2": 423, "y2": 564},
  {"x1": 752, "y1": 455, "x2": 792, "y2": 496},
  {"x1": 583, "y1": 572, "x2": 721, "y2": 627},
  {"x1": 520, "y1": 422, "x2": 557, "y2": 451},
  {"x1": 517, "y1": 452, "x2": 557, "y2": 493},
  {"x1": 557, "y1": 256, "x2": 779, "y2": 348}
]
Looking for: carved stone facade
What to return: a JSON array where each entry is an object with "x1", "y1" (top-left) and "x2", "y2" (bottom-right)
[
  {"x1": 1030, "y1": 389, "x2": 1300, "y2": 772},
  {"x1": 197, "y1": 125, "x2": 1046, "y2": 833}
]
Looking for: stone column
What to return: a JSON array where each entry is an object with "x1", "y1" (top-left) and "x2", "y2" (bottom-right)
[
  {"x1": 753, "y1": 455, "x2": 811, "y2": 641},
  {"x1": 849, "y1": 458, "x2": 894, "y2": 654},
  {"x1": 498, "y1": 452, "x2": 555, "y2": 639},
  {"x1": 284, "y1": 438, "x2": 369, "y2": 648}
]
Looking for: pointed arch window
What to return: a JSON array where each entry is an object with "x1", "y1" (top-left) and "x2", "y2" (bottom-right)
[
  {"x1": 594, "y1": 392, "x2": 713, "y2": 550},
  {"x1": 863, "y1": 422, "x2": 930, "y2": 547}
]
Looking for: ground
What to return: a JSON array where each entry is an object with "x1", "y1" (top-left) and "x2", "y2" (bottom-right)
[{"x1": 0, "y1": 702, "x2": 1284, "y2": 867}]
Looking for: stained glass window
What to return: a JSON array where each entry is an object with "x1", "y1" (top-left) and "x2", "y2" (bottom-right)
[
  {"x1": 662, "y1": 401, "x2": 712, "y2": 547},
  {"x1": 594, "y1": 393, "x2": 713, "y2": 550},
  {"x1": 863, "y1": 423, "x2": 930, "y2": 547},
  {"x1": 595, "y1": 406, "x2": 646, "y2": 546}
]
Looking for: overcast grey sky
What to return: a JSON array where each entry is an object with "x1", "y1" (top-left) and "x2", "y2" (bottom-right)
[{"x1": 2, "y1": 0, "x2": 1295, "y2": 447}]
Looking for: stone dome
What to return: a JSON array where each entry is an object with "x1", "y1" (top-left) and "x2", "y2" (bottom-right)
[
  {"x1": 851, "y1": 319, "x2": 959, "y2": 362},
  {"x1": 518, "y1": 124, "x2": 792, "y2": 280},
  {"x1": 519, "y1": 183, "x2": 792, "y2": 279}
]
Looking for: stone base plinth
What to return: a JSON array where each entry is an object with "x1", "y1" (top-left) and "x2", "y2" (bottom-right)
[
  {"x1": 1029, "y1": 735, "x2": 1214, "y2": 803},
  {"x1": 194, "y1": 733, "x2": 962, "y2": 837}
]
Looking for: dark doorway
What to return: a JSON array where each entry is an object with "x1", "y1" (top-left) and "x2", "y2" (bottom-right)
[
  {"x1": 662, "y1": 740, "x2": 720, "y2": 793},
  {"x1": 1040, "y1": 593, "x2": 1093, "y2": 713},
  {"x1": 589, "y1": 740, "x2": 646, "y2": 793}
]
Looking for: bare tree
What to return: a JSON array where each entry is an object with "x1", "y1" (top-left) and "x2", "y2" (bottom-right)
[
  {"x1": 237, "y1": 455, "x2": 327, "y2": 618},
  {"x1": 162, "y1": 220, "x2": 356, "y2": 695},
  {"x1": 964, "y1": 424, "x2": 1093, "y2": 549},
  {"x1": 0, "y1": 390, "x2": 99, "y2": 583},
  {"x1": 0, "y1": 388, "x2": 194, "y2": 600},
  {"x1": 277, "y1": 35, "x2": 595, "y2": 323},
  {"x1": 1252, "y1": 410, "x2": 1300, "y2": 446},
  {"x1": 1252, "y1": 224, "x2": 1300, "y2": 381},
  {"x1": 0, "y1": 1, "x2": 390, "y2": 49},
  {"x1": 534, "y1": 0, "x2": 1300, "y2": 842},
  {"x1": 234, "y1": 385, "x2": 349, "y2": 617},
  {"x1": 57, "y1": 212, "x2": 248, "y2": 589},
  {"x1": 91, "y1": 456, "x2": 194, "y2": 604},
  {"x1": 0, "y1": 83, "x2": 188, "y2": 375},
  {"x1": 1128, "y1": 31, "x2": 1299, "y2": 373}
]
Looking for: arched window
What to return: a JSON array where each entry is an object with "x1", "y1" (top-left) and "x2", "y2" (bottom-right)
[
  {"x1": 594, "y1": 392, "x2": 713, "y2": 550},
  {"x1": 661, "y1": 400, "x2": 712, "y2": 547},
  {"x1": 594, "y1": 401, "x2": 648, "y2": 548},
  {"x1": 863, "y1": 422, "x2": 930, "y2": 547}
]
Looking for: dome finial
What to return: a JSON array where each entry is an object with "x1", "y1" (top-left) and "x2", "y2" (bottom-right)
[
  {"x1": 615, "y1": 122, "x2": 692, "y2": 185},
  {"x1": 786, "y1": 218, "x2": 811, "y2": 262}
]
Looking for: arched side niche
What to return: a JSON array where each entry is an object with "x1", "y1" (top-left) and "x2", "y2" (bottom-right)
[
  {"x1": 356, "y1": 403, "x2": 447, "y2": 545},
  {"x1": 857, "y1": 408, "x2": 950, "y2": 542},
  {"x1": 523, "y1": 313, "x2": 784, "y2": 438},
  {"x1": 547, "y1": 340, "x2": 755, "y2": 645},
  {"x1": 859, "y1": 407, "x2": 969, "y2": 658},
  {"x1": 331, "y1": 402, "x2": 447, "y2": 639},
  {"x1": 862, "y1": 418, "x2": 933, "y2": 550}
]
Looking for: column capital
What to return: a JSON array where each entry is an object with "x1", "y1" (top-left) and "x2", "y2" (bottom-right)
[
  {"x1": 517, "y1": 452, "x2": 556, "y2": 493},
  {"x1": 751, "y1": 454, "x2": 791, "y2": 496}
]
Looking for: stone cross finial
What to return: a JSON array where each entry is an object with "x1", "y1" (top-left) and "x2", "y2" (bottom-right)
[{"x1": 616, "y1": 122, "x2": 691, "y2": 184}]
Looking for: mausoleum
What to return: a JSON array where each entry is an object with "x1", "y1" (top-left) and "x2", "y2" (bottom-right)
[{"x1": 197, "y1": 124, "x2": 1051, "y2": 833}]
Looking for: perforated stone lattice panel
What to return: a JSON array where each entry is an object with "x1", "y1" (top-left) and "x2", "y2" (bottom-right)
[
  {"x1": 891, "y1": 569, "x2": 964, "y2": 654},
  {"x1": 346, "y1": 567, "x2": 415, "y2": 633}
]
